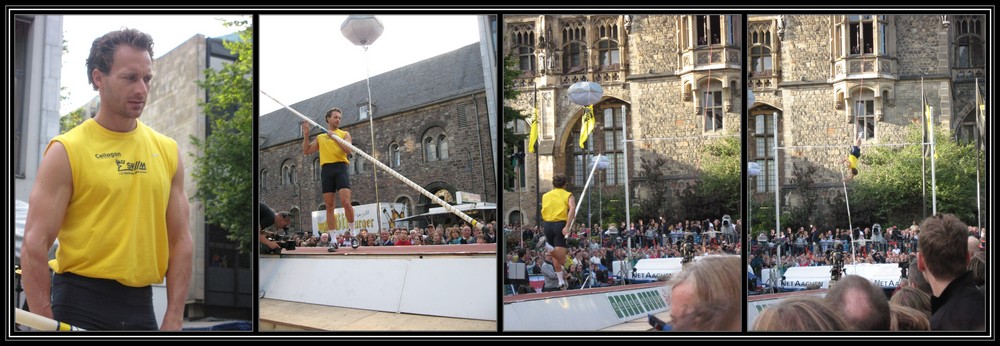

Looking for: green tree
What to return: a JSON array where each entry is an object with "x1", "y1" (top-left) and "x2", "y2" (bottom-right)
[
  {"x1": 59, "y1": 107, "x2": 87, "y2": 134},
  {"x1": 635, "y1": 156, "x2": 669, "y2": 220},
  {"x1": 678, "y1": 136, "x2": 741, "y2": 221},
  {"x1": 191, "y1": 18, "x2": 254, "y2": 253},
  {"x1": 502, "y1": 55, "x2": 529, "y2": 191},
  {"x1": 850, "y1": 123, "x2": 981, "y2": 227}
]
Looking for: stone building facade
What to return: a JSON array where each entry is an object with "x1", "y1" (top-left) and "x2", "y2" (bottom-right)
[
  {"x1": 259, "y1": 43, "x2": 496, "y2": 233},
  {"x1": 746, "y1": 15, "x2": 988, "y2": 217},
  {"x1": 503, "y1": 15, "x2": 743, "y2": 227}
]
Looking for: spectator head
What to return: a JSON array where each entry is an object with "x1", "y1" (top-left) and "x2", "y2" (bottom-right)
[
  {"x1": 969, "y1": 251, "x2": 986, "y2": 288},
  {"x1": 889, "y1": 304, "x2": 931, "y2": 330},
  {"x1": 907, "y1": 258, "x2": 933, "y2": 296},
  {"x1": 667, "y1": 256, "x2": 741, "y2": 331},
  {"x1": 552, "y1": 173, "x2": 567, "y2": 189},
  {"x1": 274, "y1": 211, "x2": 291, "y2": 230},
  {"x1": 967, "y1": 235, "x2": 980, "y2": 256},
  {"x1": 889, "y1": 286, "x2": 931, "y2": 315},
  {"x1": 319, "y1": 232, "x2": 330, "y2": 243},
  {"x1": 918, "y1": 214, "x2": 970, "y2": 283},
  {"x1": 753, "y1": 296, "x2": 848, "y2": 331},
  {"x1": 824, "y1": 275, "x2": 890, "y2": 330}
]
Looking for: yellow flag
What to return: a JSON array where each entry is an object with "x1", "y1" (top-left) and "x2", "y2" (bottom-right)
[
  {"x1": 527, "y1": 107, "x2": 539, "y2": 153},
  {"x1": 924, "y1": 104, "x2": 933, "y2": 138},
  {"x1": 579, "y1": 105, "x2": 595, "y2": 149}
]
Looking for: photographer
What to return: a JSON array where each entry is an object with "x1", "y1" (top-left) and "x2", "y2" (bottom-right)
[{"x1": 259, "y1": 202, "x2": 292, "y2": 254}]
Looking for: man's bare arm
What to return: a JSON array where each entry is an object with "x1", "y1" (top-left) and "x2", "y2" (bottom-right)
[
  {"x1": 21, "y1": 142, "x2": 74, "y2": 319},
  {"x1": 161, "y1": 147, "x2": 193, "y2": 331}
]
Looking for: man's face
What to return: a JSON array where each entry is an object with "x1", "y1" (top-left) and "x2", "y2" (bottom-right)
[
  {"x1": 275, "y1": 215, "x2": 290, "y2": 229},
  {"x1": 93, "y1": 45, "x2": 153, "y2": 120},
  {"x1": 320, "y1": 233, "x2": 329, "y2": 242},
  {"x1": 669, "y1": 280, "x2": 697, "y2": 323},
  {"x1": 327, "y1": 111, "x2": 342, "y2": 129}
]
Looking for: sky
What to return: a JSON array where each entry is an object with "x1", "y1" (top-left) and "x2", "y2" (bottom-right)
[
  {"x1": 60, "y1": 15, "x2": 248, "y2": 116},
  {"x1": 258, "y1": 15, "x2": 481, "y2": 115}
]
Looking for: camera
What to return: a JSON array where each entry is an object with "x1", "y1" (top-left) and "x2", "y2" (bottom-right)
[{"x1": 266, "y1": 233, "x2": 297, "y2": 252}]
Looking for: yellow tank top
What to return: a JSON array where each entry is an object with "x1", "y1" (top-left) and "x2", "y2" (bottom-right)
[
  {"x1": 848, "y1": 154, "x2": 858, "y2": 170},
  {"x1": 541, "y1": 188, "x2": 572, "y2": 222},
  {"x1": 47, "y1": 119, "x2": 177, "y2": 287},
  {"x1": 317, "y1": 129, "x2": 349, "y2": 165}
]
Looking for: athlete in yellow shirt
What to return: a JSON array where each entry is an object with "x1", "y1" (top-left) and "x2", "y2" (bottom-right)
[
  {"x1": 21, "y1": 28, "x2": 193, "y2": 330},
  {"x1": 842, "y1": 132, "x2": 864, "y2": 182},
  {"x1": 541, "y1": 173, "x2": 576, "y2": 290},
  {"x1": 302, "y1": 108, "x2": 355, "y2": 249}
]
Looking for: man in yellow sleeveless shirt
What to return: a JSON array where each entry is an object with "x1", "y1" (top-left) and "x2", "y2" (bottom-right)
[
  {"x1": 21, "y1": 28, "x2": 193, "y2": 330},
  {"x1": 842, "y1": 132, "x2": 864, "y2": 182},
  {"x1": 302, "y1": 108, "x2": 355, "y2": 251},
  {"x1": 541, "y1": 173, "x2": 576, "y2": 290}
]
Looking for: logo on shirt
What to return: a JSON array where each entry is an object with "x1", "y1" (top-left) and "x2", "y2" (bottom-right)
[{"x1": 115, "y1": 158, "x2": 147, "y2": 175}]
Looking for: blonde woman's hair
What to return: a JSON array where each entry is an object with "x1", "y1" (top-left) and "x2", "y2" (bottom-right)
[
  {"x1": 667, "y1": 256, "x2": 741, "y2": 331},
  {"x1": 889, "y1": 286, "x2": 931, "y2": 315},
  {"x1": 889, "y1": 303, "x2": 931, "y2": 330},
  {"x1": 753, "y1": 296, "x2": 848, "y2": 331}
]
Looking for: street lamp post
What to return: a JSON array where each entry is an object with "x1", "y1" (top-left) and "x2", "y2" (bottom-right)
[{"x1": 342, "y1": 15, "x2": 384, "y2": 235}]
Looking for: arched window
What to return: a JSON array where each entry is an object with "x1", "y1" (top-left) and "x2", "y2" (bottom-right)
[
  {"x1": 395, "y1": 196, "x2": 412, "y2": 217},
  {"x1": 597, "y1": 39, "x2": 619, "y2": 70},
  {"x1": 424, "y1": 137, "x2": 437, "y2": 162},
  {"x1": 260, "y1": 169, "x2": 268, "y2": 191},
  {"x1": 389, "y1": 142, "x2": 401, "y2": 168},
  {"x1": 753, "y1": 113, "x2": 776, "y2": 193},
  {"x1": 281, "y1": 160, "x2": 295, "y2": 186},
  {"x1": 422, "y1": 127, "x2": 448, "y2": 162},
  {"x1": 508, "y1": 210, "x2": 523, "y2": 226},
  {"x1": 313, "y1": 157, "x2": 321, "y2": 181},
  {"x1": 696, "y1": 15, "x2": 721, "y2": 46},
  {"x1": 437, "y1": 134, "x2": 449, "y2": 160}
]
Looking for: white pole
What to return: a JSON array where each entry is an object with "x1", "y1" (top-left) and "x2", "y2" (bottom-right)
[
  {"x1": 15, "y1": 308, "x2": 85, "y2": 331},
  {"x1": 261, "y1": 90, "x2": 483, "y2": 229},
  {"x1": 929, "y1": 105, "x2": 937, "y2": 215},
  {"x1": 567, "y1": 154, "x2": 604, "y2": 230},
  {"x1": 773, "y1": 112, "x2": 780, "y2": 272},
  {"x1": 363, "y1": 46, "x2": 382, "y2": 236},
  {"x1": 842, "y1": 169, "x2": 855, "y2": 268},
  {"x1": 622, "y1": 105, "x2": 632, "y2": 266}
]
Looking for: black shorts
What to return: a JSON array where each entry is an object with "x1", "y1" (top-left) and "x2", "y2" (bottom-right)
[
  {"x1": 850, "y1": 146, "x2": 861, "y2": 159},
  {"x1": 543, "y1": 221, "x2": 568, "y2": 248},
  {"x1": 321, "y1": 162, "x2": 351, "y2": 193},
  {"x1": 51, "y1": 272, "x2": 157, "y2": 330}
]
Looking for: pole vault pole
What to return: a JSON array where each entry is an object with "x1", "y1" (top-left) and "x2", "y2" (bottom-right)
[
  {"x1": 262, "y1": 90, "x2": 482, "y2": 229},
  {"x1": 568, "y1": 154, "x2": 604, "y2": 230},
  {"x1": 15, "y1": 308, "x2": 85, "y2": 331}
]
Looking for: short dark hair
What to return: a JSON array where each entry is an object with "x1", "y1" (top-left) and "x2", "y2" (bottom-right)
[
  {"x1": 277, "y1": 211, "x2": 291, "y2": 219},
  {"x1": 552, "y1": 173, "x2": 567, "y2": 189},
  {"x1": 851, "y1": 168, "x2": 858, "y2": 176},
  {"x1": 87, "y1": 28, "x2": 154, "y2": 90},
  {"x1": 918, "y1": 214, "x2": 969, "y2": 281},
  {"x1": 325, "y1": 107, "x2": 343, "y2": 120}
]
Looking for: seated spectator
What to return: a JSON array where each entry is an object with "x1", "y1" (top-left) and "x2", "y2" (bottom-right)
[
  {"x1": 889, "y1": 304, "x2": 931, "y2": 331},
  {"x1": 426, "y1": 230, "x2": 446, "y2": 245},
  {"x1": 666, "y1": 256, "x2": 741, "y2": 331},
  {"x1": 753, "y1": 296, "x2": 848, "y2": 331},
  {"x1": 825, "y1": 275, "x2": 890, "y2": 330},
  {"x1": 316, "y1": 232, "x2": 331, "y2": 248},
  {"x1": 394, "y1": 233, "x2": 412, "y2": 246},
  {"x1": 447, "y1": 228, "x2": 465, "y2": 244}
]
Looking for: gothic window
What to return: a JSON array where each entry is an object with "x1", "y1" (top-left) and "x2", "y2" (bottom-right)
[
  {"x1": 562, "y1": 20, "x2": 587, "y2": 74},
  {"x1": 389, "y1": 142, "x2": 401, "y2": 168},
  {"x1": 749, "y1": 23, "x2": 773, "y2": 76},
  {"x1": 597, "y1": 40, "x2": 620, "y2": 70},
  {"x1": 260, "y1": 169, "x2": 268, "y2": 190},
  {"x1": 570, "y1": 128, "x2": 594, "y2": 187},
  {"x1": 359, "y1": 104, "x2": 370, "y2": 120},
  {"x1": 313, "y1": 157, "x2": 321, "y2": 181},
  {"x1": 511, "y1": 24, "x2": 536, "y2": 74},
  {"x1": 281, "y1": 160, "x2": 295, "y2": 186},
  {"x1": 954, "y1": 16, "x2": 984, "y2": 68},
  {"x1": 508, "y1": 210, "x2": 523, "y2": 226}
]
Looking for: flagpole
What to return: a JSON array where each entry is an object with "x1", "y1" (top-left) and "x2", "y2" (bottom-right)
[
  {"x1": 975, "y1": 79, "x2": 982, "y2": 231},
  {"x1": 921, "y1": 77, "x2": 927, "y2": 220},
  {"x1": 534, "y1": 82, "x2": 541, "y2": 229}
]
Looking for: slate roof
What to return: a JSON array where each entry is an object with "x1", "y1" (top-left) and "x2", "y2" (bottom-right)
[{"x1": 259, "y1": 42, "x2": 484, "y2": 148}]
